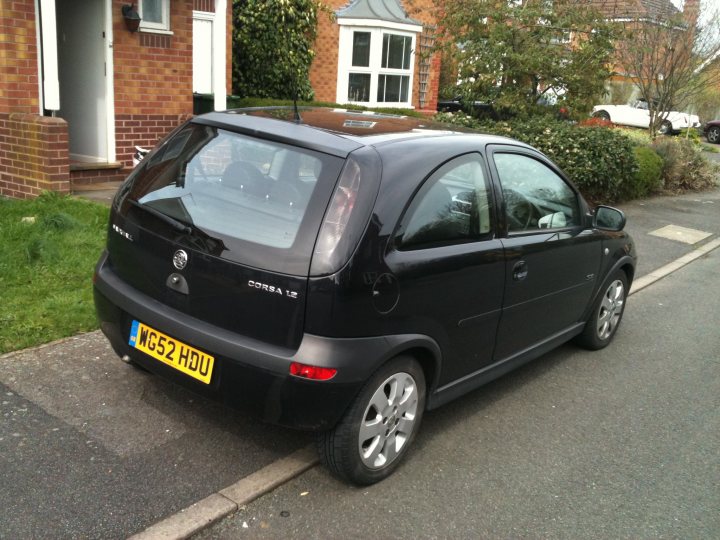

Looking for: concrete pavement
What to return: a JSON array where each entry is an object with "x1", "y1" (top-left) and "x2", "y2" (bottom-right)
[{"x1": 0, "y1": 334, "x2": 310, "y2": 538}]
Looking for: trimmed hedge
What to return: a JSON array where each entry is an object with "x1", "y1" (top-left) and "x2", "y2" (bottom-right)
[{"x1": 435, "y1": 113, "x2": 638, "y2": 202}]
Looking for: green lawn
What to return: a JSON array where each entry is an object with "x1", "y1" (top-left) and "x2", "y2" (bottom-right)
[{"x1": 0, "y1": 192, "x2": 109, "y2": 354}]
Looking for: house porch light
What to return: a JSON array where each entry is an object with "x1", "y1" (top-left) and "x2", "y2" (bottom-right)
[{"x1": 121, "y1": 3, "x2": 141, "y2": 32}]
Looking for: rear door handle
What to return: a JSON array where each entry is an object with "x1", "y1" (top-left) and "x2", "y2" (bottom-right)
[{"x1": 512, "y1": 260, "x2": 528, "y2": 281}]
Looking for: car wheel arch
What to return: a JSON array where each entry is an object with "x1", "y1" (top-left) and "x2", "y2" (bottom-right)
[
  {"x1": 401, "y1": 346, "x2": 441, "y2": 405},
  {"x1": 659, "y1": 120, "x2": 673, "y2": 135},
  {"x1": 619, "y1": 263, "x2": 634, "y2": 286},
  {"x1": 583, "y1": 255, "x2": 635, "y2": 322},
  {"x1": 361, "y1": 337, "x2": 442, "y2": 408},
  {"x1": 707, "y1": 126, "x2": 720, "y2": 143},
  {"x1": 594, "y1": 110, "x2": 611, "y2": 121}
]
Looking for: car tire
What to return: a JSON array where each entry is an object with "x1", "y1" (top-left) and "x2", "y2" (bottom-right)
[
  {"x1": 658, "y1": 120, "x2": 673, "y2": 135},
  {"x1": 707, "y1": 126, "x2": 720, "y2": 144},
  {"x1": 317, "y1": 356, "x2": 426, "y2": 485},
  {"x1": 576, "y1": 270, "x2": 628, "y2": 351},
  {"x1": 594, "y1": 110, "x2": 610, "y2": 121}
]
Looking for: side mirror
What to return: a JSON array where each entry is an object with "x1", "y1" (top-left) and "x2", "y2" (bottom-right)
[{"x1": 594, "y1": 205, "x2": 626, "y2": 231}]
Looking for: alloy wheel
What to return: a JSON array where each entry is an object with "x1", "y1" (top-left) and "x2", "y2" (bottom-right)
[
  {"x1": 358, "y1": 372, "x2": 419, "y2": 469},
  {"x1": 708, "y1": 127, "x2": 720, "y2": 144},
  {"x1": 597, "y1": 279, "x2": 625, "y2": 341}
]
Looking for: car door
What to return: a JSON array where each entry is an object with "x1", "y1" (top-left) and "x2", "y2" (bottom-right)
[
  {"x1": 628, "y1": 101, "x2": 651, "y2": 128},
  {"x1": 385, "y1": 152, "x2": 505, "y2": 385},
  {"x1": 488, "y1": 146, "x2": 602, "y2": 361}
]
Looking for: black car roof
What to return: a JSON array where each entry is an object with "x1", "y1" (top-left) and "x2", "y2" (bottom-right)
[{"x1": 192, "y1": 107, "x2": 525, "y2": 157}]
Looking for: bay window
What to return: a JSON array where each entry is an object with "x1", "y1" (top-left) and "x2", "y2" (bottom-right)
[{"x1": 337, "y1": 20, "x2": 421, "y2": 108}]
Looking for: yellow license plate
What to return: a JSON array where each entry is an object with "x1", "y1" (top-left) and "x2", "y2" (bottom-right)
[{"x1": 128, "y1": 320, "x2": 214, "y2": 384}]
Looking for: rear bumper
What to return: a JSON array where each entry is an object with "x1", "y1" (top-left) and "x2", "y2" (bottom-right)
[{"x1": 94, "y1": 251, "x2": 427, "y2": 431}]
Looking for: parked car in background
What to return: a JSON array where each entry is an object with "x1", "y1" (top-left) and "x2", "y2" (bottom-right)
[
  {"x1": 703, "y1": 119, "x2": 720, "y2": 144},
  {"x1": 437, "y1": 95, "x2": 570, "y2": 121},
  {"x1": 436, "y1": 96, "x2": 499, "y2": 120},
  {"x1": 94, "y1": 107, "x2": 636, "y2": 485},
  {"x1": 593, "y1": 100, "x2": 701, "y2": 134}
]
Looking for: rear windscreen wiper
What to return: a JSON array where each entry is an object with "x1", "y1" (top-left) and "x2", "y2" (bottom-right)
[{"x1": 128, "y1": 199, "x2": 192, "y2": 234}]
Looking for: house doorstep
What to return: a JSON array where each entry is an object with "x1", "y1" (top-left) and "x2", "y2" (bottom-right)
[
  {"x1": 72, "y1": 181, "x2": 123, "y2": 206},
  {"x1": 69, "y1": 161, "x2": 129, "y2": 201}
]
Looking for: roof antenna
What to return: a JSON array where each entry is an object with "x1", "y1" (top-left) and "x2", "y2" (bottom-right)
[{"x1": 292, "y1": 83, "x2": 302, "y2": 124}]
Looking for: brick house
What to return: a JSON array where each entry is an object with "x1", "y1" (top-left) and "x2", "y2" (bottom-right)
[
  {"x1": 310, "y1": 0, "x2": 441, "y2": 114},
  {"x1": 0, "y1": 0, "x2": 231, "y2": 198}
]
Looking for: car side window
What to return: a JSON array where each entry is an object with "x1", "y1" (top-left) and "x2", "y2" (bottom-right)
[
  {"x1": 493, "y1": 152, "x2": 579, "y2": 233},
  {"x1": 398, "y1": 154, "x2": 492, "y2": 249}
]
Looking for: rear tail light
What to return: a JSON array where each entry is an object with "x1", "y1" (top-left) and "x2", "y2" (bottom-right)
[
  {"x1": 309, "y1": 150, "x2": 381, "y2": 276},
  {"x1": 313, "y1": 159, "x2": 361, "y2": 265},
  {"x1": 289, "y1": 362, "x2": 337, "y2": 381}
]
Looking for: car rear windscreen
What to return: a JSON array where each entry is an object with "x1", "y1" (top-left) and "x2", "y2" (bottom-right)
[{"x1": 119, "y1": 123, "x2": 345, "y2": 275}]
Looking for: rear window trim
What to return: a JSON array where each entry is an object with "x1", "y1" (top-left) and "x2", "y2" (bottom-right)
[{"x1": 192, "y1": 115, "x2": 363, "y2": 159}]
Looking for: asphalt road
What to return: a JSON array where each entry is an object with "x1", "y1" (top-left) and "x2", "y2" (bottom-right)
[
  {"x1": 620, "y1": 187, "x2": 720, "y2": 277},
  {"x1": 1, "y1": 187, "x2": 719, "y2": 539},
  {"x1": 197, "y1": 235, "x2": 720, "y2": 539}
]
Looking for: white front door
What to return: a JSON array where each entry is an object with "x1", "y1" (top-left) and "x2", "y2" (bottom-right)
[{"x1": 56, "y1": 0, "x2": 110, "y2": 162}]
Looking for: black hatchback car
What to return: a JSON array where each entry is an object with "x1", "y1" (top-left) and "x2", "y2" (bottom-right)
[{"x1": 94, "y1": 107, "x2": 636, "y2": 485}]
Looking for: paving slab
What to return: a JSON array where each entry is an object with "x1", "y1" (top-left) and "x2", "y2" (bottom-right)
[{"x1": 648, "y1": 224, "x2": 713, "y2": 244}]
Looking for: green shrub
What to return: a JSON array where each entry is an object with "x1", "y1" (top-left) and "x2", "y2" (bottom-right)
[
  {"x1": 626, "y1": 146, "x2": 664, "y2": 199},
  {"x1": 616, "y1": 127, "x2": 652, "y2": 147},
  {"x1": 652, "y1": 138, "x2": 720, "y2": 192},
  {"x1": 435, "y1": 113, "x2": 639, "y2": 202},
  {"x1": 676, "y1": 128, "x2": 701, "y2": 144},
  {"x1": 232, "y1": 0, "x2": 318, "y2": 100}
]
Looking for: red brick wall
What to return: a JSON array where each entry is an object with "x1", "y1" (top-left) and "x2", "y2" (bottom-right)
[
  {"x1": 0, "y1": 0, "x2": 40, "y2": 114},
  {"x1": 0, "y1": 113, "x2": 70, "y2": 198},
  {"x1": 309, "y1": 0, "x2": 440, "y2": 112},
  {"x1": 112, "y1": 0, "x2": 194, "y2": 117},
  {"x1": 310, "y1": 8, "x2": 341, "y2": 103},
  {"x1": 111, "y1": 0, "x2": 193, "y2": 166},
  {"x1": 424, "y1": 53, "x2": 441, "y2": 113},
  {"x1": 405, "y1": 0, "x2": 441, "y2": 113},
  {"x1": 111, "y1": 0, "x2": 232, "y2": 166},
  {"x1": 70, "y1": 168, "x2": 127, "y2": 187},
  {"x1": 115, "y1": 113, "x2": 193, "y2": 168}
]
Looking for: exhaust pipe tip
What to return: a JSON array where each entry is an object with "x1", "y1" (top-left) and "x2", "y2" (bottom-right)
[{"x1": 121, "y1": 354, "x2": 132, "y2": 364}]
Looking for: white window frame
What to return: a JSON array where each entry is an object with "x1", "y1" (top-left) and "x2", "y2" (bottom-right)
[
  {"x1": 139, "y1": 0, "x2": 172, "y2": 34},
  {"x1": 336, "y1": 19, "x2": 422, "y2": 109}
]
